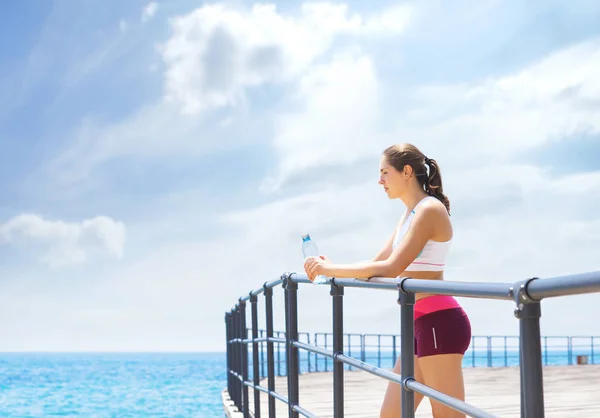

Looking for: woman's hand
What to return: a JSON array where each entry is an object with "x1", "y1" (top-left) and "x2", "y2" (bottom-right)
[{"x1": 303, "y1": 255, "x2": 331, "y2": 282}]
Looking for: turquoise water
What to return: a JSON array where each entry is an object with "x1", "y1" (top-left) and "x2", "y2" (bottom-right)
[
  {"x1": 0, "y1": 352, "x2": 225, "y2": 417},
  {"x1": 1, "y1": 342, "x2": 596, "y2": 417}
]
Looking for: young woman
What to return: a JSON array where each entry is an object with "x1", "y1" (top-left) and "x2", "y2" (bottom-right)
[{"x1": 304, "y1": 143, "x2": 471, "y2": 418}]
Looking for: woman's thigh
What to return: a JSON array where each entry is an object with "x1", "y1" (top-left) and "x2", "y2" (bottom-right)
[
  {"x1": 414, "y1": 307, "x2": 471, "y2": 417},
  {"x1": 380, "y1": 354, "x2": 424, "y2": 418},
  {"x1": 418, "y1": 353, "x2": 466, "y2": 418}
]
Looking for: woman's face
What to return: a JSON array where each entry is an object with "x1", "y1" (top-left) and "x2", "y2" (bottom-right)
[{"x1": 378, "y1": 156, "x2": 406, "y2": 199}]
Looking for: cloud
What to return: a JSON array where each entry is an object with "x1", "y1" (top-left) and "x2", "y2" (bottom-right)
[
  {"x1": 400, "y1": 37, "x2": 600, "y2": 157},
  {"x1": 260, "y1": 49, "x2": 383, "y2": 191},
  {"x1": 0, "y1": 214, "x2": 126, "y2": 267},
  {"x1": 43, "y1": 1, "x2": 412, "y2": 187},
  {"x1": 264, "y1": 36, "x2": 600, "y2": 188},
  {"x1": 6, "y1": 1, "x2": 600, "y2": 353},
  {"x1": 45, "y1": 103, "x2": 207, "y2": 184},
  {"x1": 159, "y1": 2, "x2": 412, "y2": 114},
  {"x1": 141, "y1": 2, "x2": 158, "y2": 22}
]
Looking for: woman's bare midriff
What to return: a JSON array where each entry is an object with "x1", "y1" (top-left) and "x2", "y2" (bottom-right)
[{"x1": 398, "y1": 270, "x2": 445, "y2": 301}]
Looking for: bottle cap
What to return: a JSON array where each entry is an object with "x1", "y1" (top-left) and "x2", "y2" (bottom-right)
[{"x1": 301, "y1": 233, "x2": 311, "y2": 242}]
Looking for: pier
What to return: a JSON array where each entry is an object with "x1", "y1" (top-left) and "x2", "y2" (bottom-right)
[
  {"x1": 235, "y1": 363, "x2": 600, "y2": 417},
  {"x1": 223, "y1": 271, "x2": 600, "y2": 417}
]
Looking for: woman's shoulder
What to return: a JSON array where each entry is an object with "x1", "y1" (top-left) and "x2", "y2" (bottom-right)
[
  {"x1": 420, "y1": 196, "x2": 447, "y2": 212},
  {"x1": 416, "y1": 196, "x2": 451, "y2": 222}
]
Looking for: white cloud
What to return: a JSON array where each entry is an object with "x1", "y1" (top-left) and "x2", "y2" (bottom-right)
[
  {"x1": 8, "y1": 1, "x2": 600, "y2": 353},
  {"x1": 46, "y1": 103, "x2": 210, "y2": 184},
  {"x1": 141, "y1": 2, "x2": 158, "y2": 22},
  {"x1": 261, "y1": 49, "x2": 382, "y2": 191},
  {"x1": 0, "y1": 214, "x2": 126, "y2": 267},
  {"x1": 160, "y1": 2, "x2": 411, "y2": 114},
  {"x1": 264, "y1": 51, "x2": 379, "y2": 190},
  {"x1": 264, "y1": 36, "x2": 600, "y2": 187},
  {"x1": 45, "y1": 1, "x2": 412, "y2": 185},
  {"x1": 401, "y1": 37, "x2": 600, "y2": 156}
]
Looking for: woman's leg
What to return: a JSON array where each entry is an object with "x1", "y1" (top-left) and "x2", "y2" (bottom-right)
[
  {"x1": 380, "y1": 353, "x2": 425, "y2": 418},
  {"x1": 418, "y1": 353, "x2": 466, "y2": 418},
  {"x1": 413, "y1": 307, "x2": 471, "y2": 417}
]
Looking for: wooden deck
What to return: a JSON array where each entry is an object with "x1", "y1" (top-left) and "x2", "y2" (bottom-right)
[{"x1": 225, "y1": 364, "x2": 600, "y2": 417}]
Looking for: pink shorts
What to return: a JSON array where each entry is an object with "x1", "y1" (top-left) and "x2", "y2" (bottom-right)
[{"x1": 413, "y1": 295, "x2": 471, "y2": 358}]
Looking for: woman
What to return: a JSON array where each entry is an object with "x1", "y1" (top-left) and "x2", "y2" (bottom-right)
[{"x1": 304, "y1": 143, "x2": 471, "y2": 418}]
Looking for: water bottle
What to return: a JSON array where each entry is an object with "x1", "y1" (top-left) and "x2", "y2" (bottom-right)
[{"x1": 301, "y1": 233, "x2": 328, "y2": 284}]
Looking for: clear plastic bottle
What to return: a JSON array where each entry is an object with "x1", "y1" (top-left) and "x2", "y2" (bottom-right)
[{"x1": 301, "y1": 233, "x2": 328, "y2": 284}]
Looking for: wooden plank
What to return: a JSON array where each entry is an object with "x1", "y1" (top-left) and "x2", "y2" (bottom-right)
[{"x1": 238, "y1": 364, "x2": 600, "y2": 417}]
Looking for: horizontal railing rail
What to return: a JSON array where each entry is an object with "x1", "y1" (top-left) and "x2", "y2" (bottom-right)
[
  {"x1": 225, "y1": 270, "x2": 600, "y2": 418},
  {"x1": 248, "y1": 331, "x2": 597, "y2": 376}
]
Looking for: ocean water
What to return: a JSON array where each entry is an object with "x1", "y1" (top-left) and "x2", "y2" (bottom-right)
[
  {"x1": 1, "y1": 339, "x2": 596, "y2": 417},
  {"x1": 0, "y1": 352, "x2": 226, "y2": 417}
]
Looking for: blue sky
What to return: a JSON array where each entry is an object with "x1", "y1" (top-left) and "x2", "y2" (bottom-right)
[{"x1": 1, "y1": 0, "x2": 600, "y2": 352}]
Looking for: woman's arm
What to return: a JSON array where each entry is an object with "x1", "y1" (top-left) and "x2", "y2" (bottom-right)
[
  {"x1": 370, "y1": 218, "x2": 402, "y2": 262},
  {"x1": 305, "y1": 205, "x2": 441, "y2": 280},
  {"x1": 344, "y1": 218, "x2": 401, "y2": 266}
]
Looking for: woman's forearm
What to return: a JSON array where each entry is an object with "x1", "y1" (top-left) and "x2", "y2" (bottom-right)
[{"x1": 323, "y1": 260, "x2": 393, "y2": 279}]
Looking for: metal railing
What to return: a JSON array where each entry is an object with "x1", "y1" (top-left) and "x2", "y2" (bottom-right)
[
  {"x1": 225, "y1": 270, "x2": 600, "y2": 417},
  {"x1": 249, "y1": 332, "x2": 598, "y2": 376}
]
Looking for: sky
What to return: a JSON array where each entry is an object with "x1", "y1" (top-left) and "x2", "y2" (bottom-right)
[{"x1": 0, "y1": 0, "x2": 599, "y2": 353}]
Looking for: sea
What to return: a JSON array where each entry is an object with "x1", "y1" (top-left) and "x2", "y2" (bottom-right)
[
  {"x1": 0, "y1": 352, "x2": 226, "y2": 417},
  {"x1": 0, "y1": 346, "x2": 596, "y2": 417}
]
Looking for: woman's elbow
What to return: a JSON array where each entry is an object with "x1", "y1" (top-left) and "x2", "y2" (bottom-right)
[{"x1": 377, "y1": 261, "x2": 405, "y2": 279}]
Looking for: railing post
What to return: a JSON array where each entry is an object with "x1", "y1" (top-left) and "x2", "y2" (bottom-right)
[
  {"x1": 261, "y1": 330, "x2": 265, "y2": 379},
  {"x1": 284, "y1": 274, "x2": 300, "y2": 418},
  {"x1": 226, "y1": 312, "x2": 232, "y2": 401},
  {"x1": 277, "y1": 331, "x2": 282, "y2": 376},
  {"x1": 331, "y1": 280, "x2": 344, "y2": 418},
  {"x1": 325, "y1": 334, "x2": 329, "y2": 372},
  {"x1": 239, "y1": 298, "x2": 250, "y2": 418},
  {"x1": 233, "y1": 306, "x2": 241, "y2": 409},
  {"x1": 378, "y1": 334, "x2": 382, "y2": 368},
  {"x1": 361, "y1": 334, "x2": 365, "y2": 363},
  {"x1": 264, "y1": 283, "x2": 277, "y2": 418},
  {"x1": 250, "y1": 292, "x2": 261, "y2": 418},
  {"x1": 519, "y1": 331, "x2": 524, "y2": 418},
  {"x1": 393, "y1": 335, "x2": 397, "y2": 366},
  {"x1": 347, "y1": 334, "x2": 351, "y2": 371},
  {"x1": 307, "y1": 333, "x2": 312, "y2": 373},
  {"x1": 399, "y1": 278, "x2": 416, "y2": 418},
  {"x1": 513, "y1": 278, "x2": 545, "y2": 418},
  {"x1": 315, "y1": 333, "x2": 320, "y2": 372}
]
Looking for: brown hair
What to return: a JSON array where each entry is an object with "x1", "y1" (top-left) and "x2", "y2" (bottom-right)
[{"x1": 382, "y1": 143, "x2": 450, "y2": 214}]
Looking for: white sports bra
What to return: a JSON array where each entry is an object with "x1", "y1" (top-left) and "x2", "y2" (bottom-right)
[{"x1": 392, "y1": 196, "x2": 451, "y2": 272}]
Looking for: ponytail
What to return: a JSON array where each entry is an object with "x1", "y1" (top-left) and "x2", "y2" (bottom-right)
[
  {"x1": 424, "y1": 157, "x2": 451, "y2": 214},
  {"x1": 382, "y1": 143, "x2": 451, "y2": 214}
]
